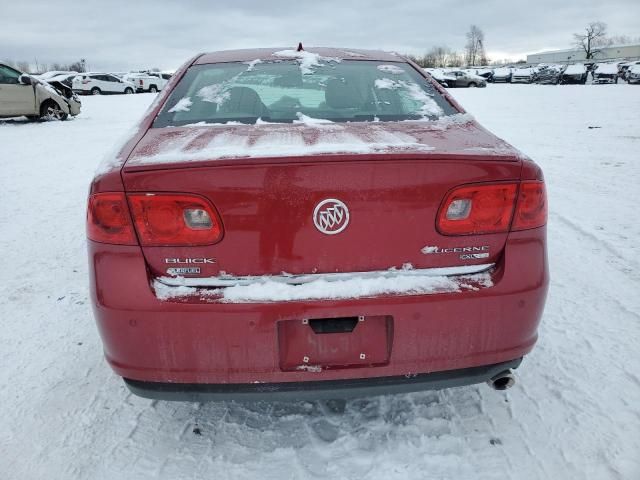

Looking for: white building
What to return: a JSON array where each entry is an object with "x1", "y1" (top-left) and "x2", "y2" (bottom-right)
[{"x1": 527, "y1": 44, "x2": 640, "y2": 64}]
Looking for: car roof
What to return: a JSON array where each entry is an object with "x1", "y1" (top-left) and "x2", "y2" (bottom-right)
[{"x1": 195, "y1": 47, "x2": 405, "y2": 65}]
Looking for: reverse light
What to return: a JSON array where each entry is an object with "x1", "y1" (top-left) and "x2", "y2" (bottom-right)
[
  {"x1": 127, "y1": 193, "x2": 223, "y2": 246},
  {"x1": 87, "y1": 193, "x2": 137, "y2": 245},
  {"x1": 446, "y1": 199, "x2": 472, "y2": 220}
]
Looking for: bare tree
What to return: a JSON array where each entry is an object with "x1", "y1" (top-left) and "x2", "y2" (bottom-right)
[
  {"x1": 465, "y1": 25, "x2": 487, "y2": 66},
  {"x1": 427, "y1": 46, "x2": 452, "y2": 68},
  {"x1": 16, "y1": 61, "x2": 31, "y2": 72},
  {"x1": 447, "y1": 51, "x2": 465, "y2": 67},
  {"x1": 603, "y1": 34, "x2": 640, "y2": 46},
  {"x1": 573, "y1": 21, "x2": 608, "y2": 59}
]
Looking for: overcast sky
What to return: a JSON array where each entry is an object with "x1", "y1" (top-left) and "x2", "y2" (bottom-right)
[{"x1": 1, "y1": 0, "x2": 639, "y2": 71}]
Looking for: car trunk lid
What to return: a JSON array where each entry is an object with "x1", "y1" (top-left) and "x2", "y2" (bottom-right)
[{"x1": 122, "y1": 119, "x2": 525, "y2": 279}]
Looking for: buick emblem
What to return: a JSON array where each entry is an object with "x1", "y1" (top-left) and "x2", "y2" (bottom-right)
[{"x1": 313, "y1": 198, "x2": 350, "y2": 235}]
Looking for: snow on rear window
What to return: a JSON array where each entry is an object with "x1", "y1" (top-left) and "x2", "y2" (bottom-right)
[
  {"x1": 154, "y1": 60, "x2": 456, "y2": 127},
  {"x1": 377, "y1": 64, "x2": 404, "y2": 74},
  {"x1": 271, "y1": 49, "x2": 340, "y2": 75},
  {"x1": 168, "y1": 97, "x2": 192, "y2": 113}
]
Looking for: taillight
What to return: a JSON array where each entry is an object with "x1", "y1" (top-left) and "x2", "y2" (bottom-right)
[
  {"x1": 437, "y1": 181, "x2": 547, "y2": 235},
  {"x1": 437, "y1": 183, "x2": 518, "y2": 235},
  {"x1": 139, "y1": 80, "x2": 143, "y2": 86},
  {"x1": 87, "y1": 193, "x2": 137, "y2": 245},
  {"x1": 512, "y1": 181, "x2": 547, "y2": 231},
  {"x1": 127, "y1": 194, "x2": 223, "y2": 246}
]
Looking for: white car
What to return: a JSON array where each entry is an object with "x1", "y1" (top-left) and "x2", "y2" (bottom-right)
[
  {"x1": 72, "y1": 73, "x2": 136, "y2": 95},
  {"x1": 592, "y1": 63, "x2": 619, "y2": 84},
  {"x1": 0, "y1": 63, "x2": 81, "y2": 120},
  {"x1": 511, "y1": 68, "x2": 535, "y2": 84},
  {"x1": 626, "y1": 65, "x2": 640, "y2": 84},
  {"x1": 123, "y1": 72, "x2": 171, "y2": 93},
  {"x1": 492, "y1": 67, "x2": 513, "y2": 83}
]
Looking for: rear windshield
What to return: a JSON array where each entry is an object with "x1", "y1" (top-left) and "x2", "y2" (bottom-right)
[{"x1": 153, "y1": 59, "x2": 457, "y2": 127}]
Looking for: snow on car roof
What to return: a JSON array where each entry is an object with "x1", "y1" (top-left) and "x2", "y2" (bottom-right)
[
  {"x1": 595, "y1": 63, "x2": 619, "y2": 74},
  {"x1": 563, "y1": 64, "x2": 586, "y2": 74},
  {"x1": 195, "y1": 47, "x2": 403, "y2": 65}
]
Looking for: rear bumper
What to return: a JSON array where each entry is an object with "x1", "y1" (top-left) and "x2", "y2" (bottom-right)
[
  {"x1": 124, "y1": 358, "x2": 522, "y2": 401},
  {"x1": 89, "y1": 228, "x2": 548, "y2": 389}
]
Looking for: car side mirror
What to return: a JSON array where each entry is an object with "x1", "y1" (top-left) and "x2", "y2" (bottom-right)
[{"x1": 19, "y1": 74, "x2": 32, "y2": 85}]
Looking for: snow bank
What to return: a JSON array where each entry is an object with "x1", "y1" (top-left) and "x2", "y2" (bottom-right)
[{"x1": 153, "y1": 266, "x2": 494, "y2": 302}]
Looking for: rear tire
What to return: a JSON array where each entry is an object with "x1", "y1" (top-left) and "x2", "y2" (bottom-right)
[
  {"x1": 149, "y1": 85, "x2": 158, "y2": 93},
  {"x1": 39, "y1": 100, "x2": 68, "y2": 121},
  {"x1": 91, "y1": 87, "x2": 101, "y2": 95},
  {"x1": 124, "y1": 87, "x2": 134, "y2": 94}
]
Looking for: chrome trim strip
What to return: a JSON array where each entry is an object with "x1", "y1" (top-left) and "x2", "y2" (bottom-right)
[{"x1": 157, "y1": 264, "x2": 494, "y2": 288}]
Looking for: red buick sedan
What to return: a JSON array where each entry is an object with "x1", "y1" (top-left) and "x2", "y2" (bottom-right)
[{"x1": 87, "y1": 47, "x2": 548, "y2": 401}]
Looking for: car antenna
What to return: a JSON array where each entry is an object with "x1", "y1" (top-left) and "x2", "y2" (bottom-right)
[{"x1": 297, "y1": 42, "x2": 304, "y2": 52}]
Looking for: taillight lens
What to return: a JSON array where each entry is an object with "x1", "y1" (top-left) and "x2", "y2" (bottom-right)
[
  {"x1": 127, "y1": 194, "x2": 223, "y2": 246},
  {"x1": 87, "y1": 193, "x2": 137, "y2": 245},
  {"x1": 437, "y1": 181, "x2": 547, "y2": 235},
  {"x1": 512, "y1": 181, "x2": 547, "y2": 231},
  {"x1": 437, "y1": 183, "x2": 518, "y2": 235}
]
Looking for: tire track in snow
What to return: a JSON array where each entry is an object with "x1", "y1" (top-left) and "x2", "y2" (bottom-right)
[{"x1": 551, "y1": 212, "x2": 640, "y2": 285}]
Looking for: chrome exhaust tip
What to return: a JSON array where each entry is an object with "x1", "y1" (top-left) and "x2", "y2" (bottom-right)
[{"x1": 487, "y1": 370, "x2": 516, "y2": 391}]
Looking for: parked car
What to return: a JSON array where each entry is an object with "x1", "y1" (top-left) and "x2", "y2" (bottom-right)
[
  {"x1": 424, "y1": 68, "x2": 456, "y2": 87},
  {"x1": 627, "y1": 65, "x2": 640, "y2": 84},
  {"x1": 123, "y1": 71, "x2": 172, "y2": 92},
  {"x1": 72, "y1": 73, "x2": 136, "y2": 95},
  {"x1": 0, "y1": 63, "x2": 81, "y2": 120},
  {"x1": 533, "y1": 67, "x2": 561, "y2": 85},
  {"x1": 34, "y1": 70, "x2": 78, "y2": 80},
  {"x1": 446, "y1": 70, "x2": 487, "y2": 87},
  {"x1": 619, "y1": 61, "x2": 640, "y2": 81},
  {"x1": 592, "y1": 63, "x2": 619, "y2": 84},
  {"x1": 47, "y1": 73, "x2": 78, "y2": 88},
  {"x1": 87, "y1": 47, "x2": 548, "y2": 401},
  {"x1": 491, "y1": 67, "x2": 512, "y2": 83},
  {"x1": 474, "y1": 68, "x2": 494, "y2": 82},
  {"x1": 148, "y1": 71, "x2": 172, "y2": 86},
  {"x1": 560, "y1": 64, "x2": 588, "y2": 84},
  {"x1": 511, "y1": 67, "x2": 535, "y2": 84}
]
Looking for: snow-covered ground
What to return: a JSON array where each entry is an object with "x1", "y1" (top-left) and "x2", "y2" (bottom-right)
[{"x1": 1, "y1": 86, "x2": 639, "y2": 479}]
